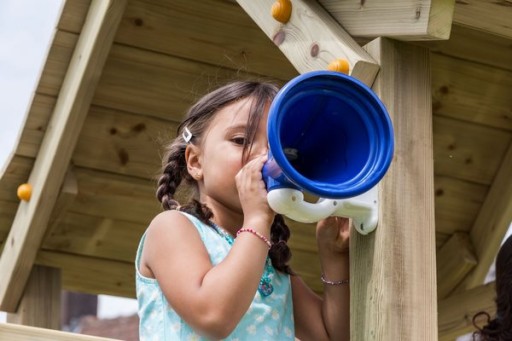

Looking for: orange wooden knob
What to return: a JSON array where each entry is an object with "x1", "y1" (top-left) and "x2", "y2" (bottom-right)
[
  {"x1": 271, "y1": 0, "x2": 292, "y2": 24},
  {"x1": 327, "y1": 59, "x2": 350, "y2": 74},
  {"x1": 17, "y1": 183, "x2": 32, "y2": 202}
]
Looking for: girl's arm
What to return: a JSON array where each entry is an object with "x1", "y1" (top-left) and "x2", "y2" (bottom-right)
[
  {"x1": 292, "y1": 217, "x2": 350, "y2": 341},
  {"x1": 142, "y1": 211, "x2": 269, "y2": 339}
]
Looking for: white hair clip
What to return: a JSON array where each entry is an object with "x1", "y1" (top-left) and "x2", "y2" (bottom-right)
[{"x1": 182, "y1": 127, "x2": 193, "y2": 143}]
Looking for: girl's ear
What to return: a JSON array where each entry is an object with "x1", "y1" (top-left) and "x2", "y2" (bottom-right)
[{"x1": 185, "y1": 144, "x2": 203, "y2": 180}]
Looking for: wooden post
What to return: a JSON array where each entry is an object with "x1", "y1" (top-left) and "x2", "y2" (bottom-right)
[
  {"x1": 350, "y1": 38, "x2": 437, "y2": 340},
  {"x1": 7, "y1": 265, "x2": 61, "y2": 329}
]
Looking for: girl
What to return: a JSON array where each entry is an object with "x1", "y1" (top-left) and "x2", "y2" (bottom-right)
[{"x1": 135, "y1": 80, "x2": 350, "y2": 340}]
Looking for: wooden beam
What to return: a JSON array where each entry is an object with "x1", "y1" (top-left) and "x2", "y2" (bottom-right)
[
  {"x1": 438, "y1": 282, "x2": 496, "y2": 341},
  {"x1": 0, "y1": 322, "x2": 120, "y2": 341},
  {"x1": 0, "y1": 0, "x2": 127, "y2": 312},
  {"x1": 437, "y1": 232, "x2": 477, "y2": 299},
  {"x1": 235, "y1": 0, "x2": 379, "y2": 86},
  {"x1": 6, "y1": 265, "x2": 61, "y2": 329},
  {"x1": 453, "y1": 0, "x2": 512, "y2": 40},
  {"x1": 351, "y1": 38, "x2": 437, "y2": 339},
  {"x1": 318, "y1": 0, "x2": 455, "y2": 40},
  {"x1": 47, "y1": 168, "x2": 78, "y2": 232},
  {"x1": 462, "y1": 143, "x2": 512, "y2": 290},
  {"x1": 35, "y1": 250, "x2": 135, "y2": 298}
]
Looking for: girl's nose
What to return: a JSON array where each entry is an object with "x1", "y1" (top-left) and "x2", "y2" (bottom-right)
[{"x1": 248, "y1": 144, "x2": 268, "y2": 161}]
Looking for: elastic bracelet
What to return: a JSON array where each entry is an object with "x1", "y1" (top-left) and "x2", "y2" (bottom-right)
[
  {"x1": 321, "y1": 274, "x2": 349, "y2": 286},
  {"x1": 236, "y1": 228, "x2": 272, "y2": 249}
]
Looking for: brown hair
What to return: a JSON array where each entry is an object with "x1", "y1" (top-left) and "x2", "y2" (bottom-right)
[
  {"x1": 156, "y1": 80, "x2": 292, "y2": 274},
  {"x1": 473, "y1": 234, "x2": 512, "y2": 340}
]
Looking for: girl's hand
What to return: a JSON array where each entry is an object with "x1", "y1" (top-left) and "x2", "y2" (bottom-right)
[
  {"x1": 316, "y1": 216, "x2": 350, "y2": 255},
  {"x1": 235, "y1": 153, "x2": 274, "y2": 227}
]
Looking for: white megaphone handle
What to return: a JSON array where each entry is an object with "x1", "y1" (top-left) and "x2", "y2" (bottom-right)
[{"x1": 267, "y1": 187, "x2": 379, "y2": 235}]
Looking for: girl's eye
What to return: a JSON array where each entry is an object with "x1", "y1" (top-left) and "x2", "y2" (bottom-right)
[{"x1": 231, "y1": 137, "x2": 247, "y2": 145}]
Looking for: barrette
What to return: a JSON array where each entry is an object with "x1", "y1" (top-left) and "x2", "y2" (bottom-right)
[{"x1": 182, "y1": 127, "x2": 193, "y2": 143}]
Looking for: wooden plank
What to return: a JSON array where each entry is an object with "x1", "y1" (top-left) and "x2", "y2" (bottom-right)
[
  {"x1": 6, "y1": 266, "x2": 61, "y2": 329},
  {"x1": 14, "y1": 94, "x2": 57, "y2": 159},
  {"x1": 421, "y1": 24, "x2": 512, "y2": 73},
  {"x1": 57, "y1": 0, "x2": 91, "y2": 33},
  {"x1": 463, "y1": 143, "x2": 512, "y2": 289},
  {"x1": 236, "y1": 0, "x2": 380, "y2": 86},
  {"x1": 351, "y1": 38, "x2": 436, "y2": 340},
  {"x1": 453, "y1": 0, "x2": 512, "y2": 39},
  {"x1": 0, "y1": 156, "x2": 33, "y2": 244},
  {"x1": 94, "y1": 43, "x2": 277, "y2": 121},
  {"x1": 57, "y1": 0, "x2": 298, "y2": 81},
  {"x1": 37, "y1": 30, "x2": 78, "y2": 97},
  {"x1": 45, "y1": 168, "x2": 79, "y2": 237},
  {"x1": 319, "y1": 0, "x2": 455, "y2": 40},
  {"x1": 436, "y1": 232, "x2": 477, "y2": 299},
  {"x1": 42, "y1": 211, "x2": 146, "y2": 263},
  {"x1": 115, "y1": 0, "x2": 297, "y2": 81},
  {"x1": 66, "y1": 167, "x2": 159, "y2": 224},
  {"x1": 438, "y1": 282, "x2": 496, "y2": 341},
  {"x1": 0, "y1": 0, "x2": 127, "y2": 312},
  {"x1": 0, "y1": 202, "x2": 17, "y2": 246},
  {"x1": 73, "y1": 105, "x2": 174, "y2": 178},
  {"x1": 37, "y1": 31, "x2": 284, "y2": 122},
  {"x1": 0, "y1": 156, "x2": 33, "y2": 202},
  {"x1": 35, "y1": 250, "x2": 135, "y2": 298},
  {"x1": 433, "y1": 116, "x2": 511, "y2": 186},
  {"x1": 432, "y1": 53, "x2": 512, "y2": 131},
  {"x1": 434, "y1": 175, "x2": 487, "y2": 235},
  {"x1": 0, "y1": 322, "x2": 120, "y2": 341}
]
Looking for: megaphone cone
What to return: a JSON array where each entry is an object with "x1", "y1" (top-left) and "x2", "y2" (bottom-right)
[{"x1": 263, "y1": 71, "x2": 394, "y2": 234}]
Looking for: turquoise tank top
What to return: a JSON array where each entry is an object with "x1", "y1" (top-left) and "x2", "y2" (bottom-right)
[{"x1": 135, "y1": 212, "x2": 295, "y2": 340}]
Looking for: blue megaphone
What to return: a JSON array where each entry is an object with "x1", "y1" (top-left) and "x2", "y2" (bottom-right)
[{"x1": 262, "y1": 71, "x2": 394, "y2": 234}]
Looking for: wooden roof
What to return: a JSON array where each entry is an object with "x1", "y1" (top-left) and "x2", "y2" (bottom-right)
[{"x1": 0, "y1": 0, "x2": 511, "y2": 339}]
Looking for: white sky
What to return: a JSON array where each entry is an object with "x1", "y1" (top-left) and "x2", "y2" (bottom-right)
[{"x1": 0, "y1": 0, "x2": 137, "y2": 323}]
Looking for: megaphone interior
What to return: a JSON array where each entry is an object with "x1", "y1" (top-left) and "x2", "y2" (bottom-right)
[{"x1": 262, "y1": 70, "x2": 394, "y2": 234}]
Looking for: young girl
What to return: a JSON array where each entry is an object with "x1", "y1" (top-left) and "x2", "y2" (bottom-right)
[{"x1": 135, "y1": 80, "x2": 350, "y2": 340}]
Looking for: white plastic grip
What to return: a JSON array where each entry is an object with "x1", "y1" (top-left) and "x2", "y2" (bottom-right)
[{"x1": 267, "y1": 186, "x2": 379, "y2": 235}]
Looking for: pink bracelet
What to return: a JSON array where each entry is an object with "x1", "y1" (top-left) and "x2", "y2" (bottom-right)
[{"x1": 236, "y1": 228, "x2": 272, "y2": 249}]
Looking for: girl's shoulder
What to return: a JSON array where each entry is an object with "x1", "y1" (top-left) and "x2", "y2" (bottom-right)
[{"x1": 145, "y1": 210, "x2": 210, "y2": 244}]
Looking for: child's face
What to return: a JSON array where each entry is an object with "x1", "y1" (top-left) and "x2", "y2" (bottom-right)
[{"x1": 196, "y1": 97, "x2": 269, "y2": 215}]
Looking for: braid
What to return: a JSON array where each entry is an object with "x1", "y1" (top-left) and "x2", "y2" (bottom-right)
[
  {"x1": 156, "y1": 142, "x2": 189, "y2": 211},
  {"x1": 269, "y1": 214, "x2": 294, "y2": 275}
]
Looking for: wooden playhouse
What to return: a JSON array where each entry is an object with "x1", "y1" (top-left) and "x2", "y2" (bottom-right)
[{"x1": 0, "y1": 0, "x2": 511, "y2": 339}]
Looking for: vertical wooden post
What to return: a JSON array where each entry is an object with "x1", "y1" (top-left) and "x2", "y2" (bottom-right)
[
  {"x1": 350, "y1": 38, "x2": 437, "y2": 340},
  {"x1": 7, "y1": 265, "x2": 61, "y2": 330}
]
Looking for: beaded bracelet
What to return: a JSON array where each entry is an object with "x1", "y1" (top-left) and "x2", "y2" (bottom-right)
[
  {"x1": 321, "y1": 273, "x2": 349, "y2": 286},
  {"x1": 236, "y1": 228, "x2": 272, "y2": 249}
]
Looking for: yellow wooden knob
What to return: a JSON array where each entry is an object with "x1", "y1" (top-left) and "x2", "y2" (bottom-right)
[
  {"x1": 271, "y1": 0, "x2": 292, "y2": 24},
  {"x1": 17, "y1": 183, "x2": 32, "y2": 202},
  {"x1": 327, "y1": 59, "x2": 350, "y2": 74}
]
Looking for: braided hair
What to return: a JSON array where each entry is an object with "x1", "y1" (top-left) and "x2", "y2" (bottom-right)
[
  {"x1": 473, "y1": 234, "x2": 512, "y2": 341},
  {"x1": 156, "y1": 80, "x2": 293, "y2": 275}
]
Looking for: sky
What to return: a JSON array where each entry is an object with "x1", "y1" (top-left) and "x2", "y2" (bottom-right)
[{"x1": 0, "y1": 0, "x2": 137, "y2": 323}]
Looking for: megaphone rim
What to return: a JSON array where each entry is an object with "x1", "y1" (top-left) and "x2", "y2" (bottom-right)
[{"x1": 267, "y1": 70, "x2": 394, "y2": 199}]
